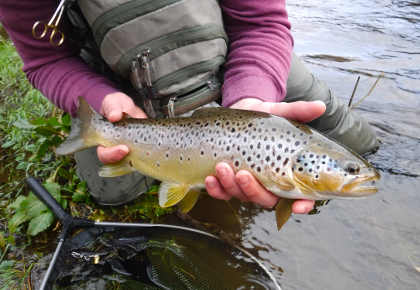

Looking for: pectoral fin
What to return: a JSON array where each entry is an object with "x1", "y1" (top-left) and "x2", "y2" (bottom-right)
[
  {"x1": 275, "y1": 198, "x2": 294, "y2": 231},
  {"x1": 98, "y1": 160, "x2": 136, "y2": 177},
  {"x1": 177, "y1": 190, "x2": 201, "y2": 213},
  {"x1": 159, "y1": 182, "x2": 190, "y2": 208}
]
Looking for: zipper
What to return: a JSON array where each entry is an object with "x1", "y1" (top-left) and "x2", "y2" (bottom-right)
[
  {"x1": 153, "y1": 56, "x2": 225, "y2": 94},
  {"x1": 163, "y1": 79, "x2": 221, "y2": 116}
]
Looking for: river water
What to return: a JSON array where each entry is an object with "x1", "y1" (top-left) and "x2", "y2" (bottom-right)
[{"x1": 189, "y1": 1, "x2": 420, "y2": 289}]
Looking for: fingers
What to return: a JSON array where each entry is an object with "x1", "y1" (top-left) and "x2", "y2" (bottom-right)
[
  {"x1": 206, "y1": 163, "x2": 279, "y2": 208},
  {"x1": 235, "y1": 170, "x2": 279, "y2": 208},
  {"x1": 97, "y1": 144, "x2": 129, "y2": 164},
  {"x1": 263, "y1": 101, "x2": 326, "y2": 123},
  {"x1": 101, "y1": 92, "x2": 147, "y2": 122},
  {"x1": 205, "y1": 176, "x2": 231, "y2": 200},
  {"x1": 292, "y1": 199, "x2": 315, "y2": 214},
  {"x1": 207, "y1": 163, "x2": 248, "y2": 201},
  {"x1": 206, "y1": 164, "x2": 315, "y2": 213}
]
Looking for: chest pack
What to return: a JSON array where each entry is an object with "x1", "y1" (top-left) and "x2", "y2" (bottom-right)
[{"x1": 68, "y1": 0, "x2": 228, "y2": 117}]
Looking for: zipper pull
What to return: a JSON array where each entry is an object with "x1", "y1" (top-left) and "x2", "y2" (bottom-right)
[
  {"x1": 131, "y1": 49, "x2": 158, "y2": 118},
  {"x1": 130, "y1": 60, "x2": 143, "y2": 91},
  {"x1": 139, "y1": 48, "x2": 153, "y2": 88}
]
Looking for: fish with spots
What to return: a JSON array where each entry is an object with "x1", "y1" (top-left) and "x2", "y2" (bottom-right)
[{"x1": 56, "y1": 98, "x2": 380, "y2": 229}]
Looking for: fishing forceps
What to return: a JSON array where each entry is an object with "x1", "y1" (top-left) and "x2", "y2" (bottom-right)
[{"x1": 32, "y1": 0, "x2": 68, "y2": 46}]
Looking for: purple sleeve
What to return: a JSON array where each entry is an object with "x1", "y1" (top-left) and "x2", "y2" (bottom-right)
[
  {"x1": 0, "y1": 0, "x2": 118, "y2": 116},
  {"x1": 220, "y1": 0, "x2": 293, "y2": 107}
]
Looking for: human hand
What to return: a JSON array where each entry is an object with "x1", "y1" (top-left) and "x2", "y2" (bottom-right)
[
  {"x1": 205, "y1": 98, "x2": 327, "y2": 214},
  {"x1": 97, "y1": 92, "x2": 147, "y2": 164}
]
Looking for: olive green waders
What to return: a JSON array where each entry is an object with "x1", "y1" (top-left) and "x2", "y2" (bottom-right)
[{"x1": 74, "y1": 53, "x2": 379, "y2": 205}]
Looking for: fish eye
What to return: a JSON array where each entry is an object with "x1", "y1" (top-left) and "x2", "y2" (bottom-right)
[{"x1": 344, "y1": 162, "x2": 360, "y2": 175}]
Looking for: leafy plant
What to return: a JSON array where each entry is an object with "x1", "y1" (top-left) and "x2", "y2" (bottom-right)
[{"x1": 8, "y1": 182, "x2": 66, "y2": 236}]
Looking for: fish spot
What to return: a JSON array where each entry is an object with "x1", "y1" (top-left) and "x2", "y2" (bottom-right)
[
  {"x1": 265, "y1": 156, "x2": 270, "y2": 162},
  {"x1": 256, "y1": 166, "x2": 261, "y2": 173},
  {"x1": 234, "y1": 160, "x2": 240, "y2": 167},
  {"x1": 283, "y1": 158, "x2": 289, "y2": 166},
  {"x1": 295, "y1": 141, "x2": 300, "y2": 146},
  {"x1": 128, "y1": 160, "x2": 133, "y2": 167}
]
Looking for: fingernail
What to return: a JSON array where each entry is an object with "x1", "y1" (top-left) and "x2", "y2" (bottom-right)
[{"x1": 238, "y1": 175, "x2": 249, "y2": 185}]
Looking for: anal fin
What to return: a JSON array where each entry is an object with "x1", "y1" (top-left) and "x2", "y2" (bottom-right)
[
  {"x1": 178, "y1": 190, "x2": 201, "y2": 213},
  {"x1": 275, "y1": 198, "x2": 294, "y2": 231},
  {"x1": 99, "y1": 159, "x2": 136, "y2": 177},
  {"x1": 159, "y1": 182, "x2": 190, "y2": 208}
]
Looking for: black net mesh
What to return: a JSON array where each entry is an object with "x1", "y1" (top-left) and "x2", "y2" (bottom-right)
[{"x1": 38, "y1": 226, "x2": 277, "y2": 289}]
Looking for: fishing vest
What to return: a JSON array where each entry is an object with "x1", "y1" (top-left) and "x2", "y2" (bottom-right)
[{"x1": 66, "y1": 0, "x2": 228, "y2": 118}]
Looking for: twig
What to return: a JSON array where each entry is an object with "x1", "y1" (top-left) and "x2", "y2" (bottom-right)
[
  {"x1": 348, "y1": 76, "x2": 361, "y2": 108},
  {"x1": 350, "y1": 73, "x2": 384, "y2": 110},
  {"x1": 0, "y1": 243, "x2": 9, "y2": 263}
]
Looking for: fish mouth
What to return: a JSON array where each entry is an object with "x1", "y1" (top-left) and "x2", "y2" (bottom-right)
[{"x1": 341, "y1": 170, "x2": 381, "y2": 196}]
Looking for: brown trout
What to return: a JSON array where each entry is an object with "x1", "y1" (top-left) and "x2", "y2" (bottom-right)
[{"x1": 57, "y1": 98, "x2": 380, "y2": 228}]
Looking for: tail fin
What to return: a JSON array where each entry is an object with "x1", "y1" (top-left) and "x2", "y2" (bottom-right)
[{"x1": 56, "y1": 97, "x2": 99, "y2": 155}]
